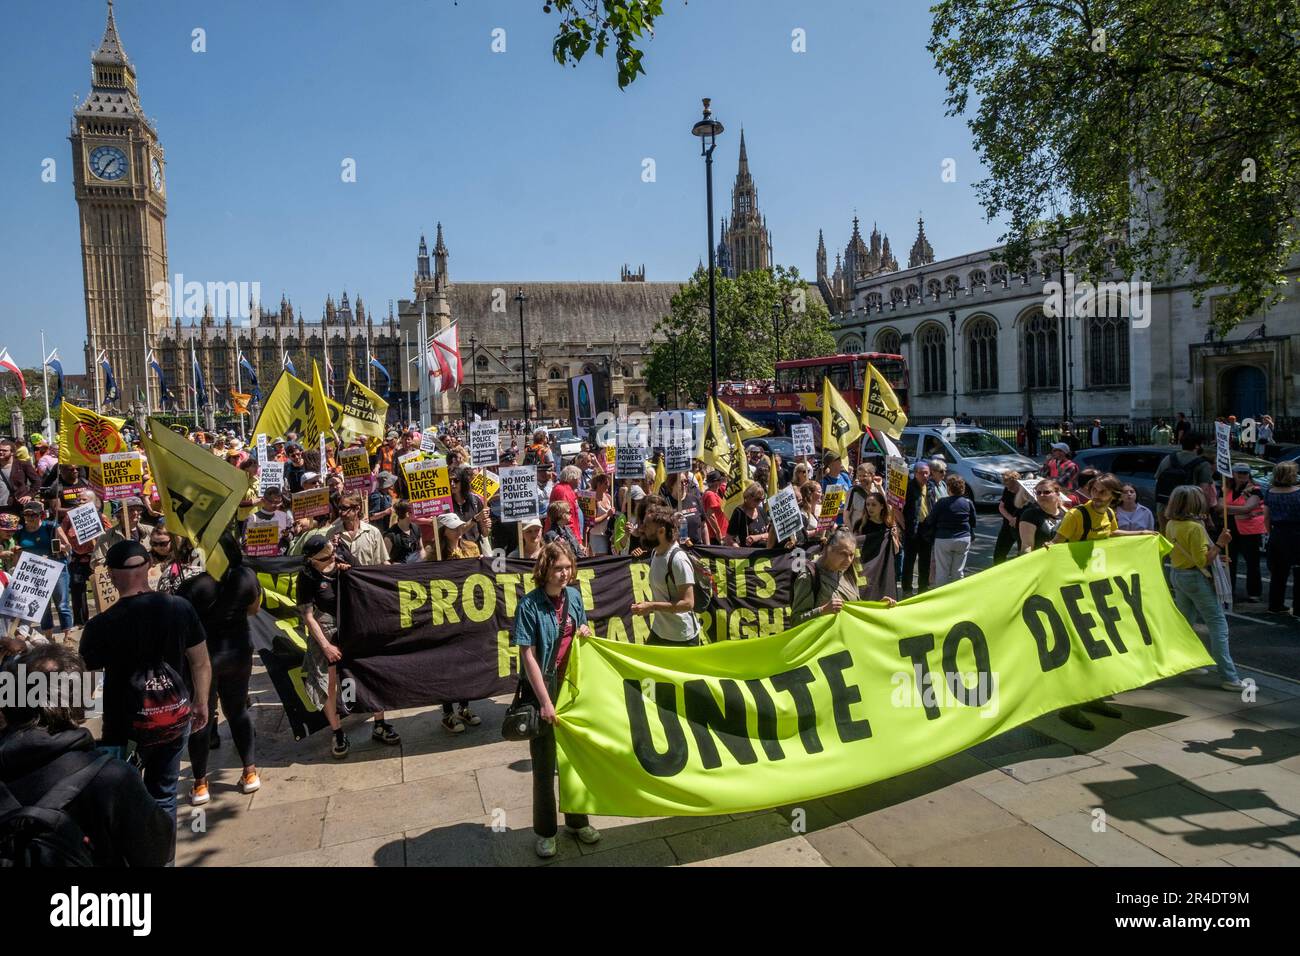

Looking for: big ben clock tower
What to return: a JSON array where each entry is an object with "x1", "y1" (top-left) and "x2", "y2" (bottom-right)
[{"x1": 70, "y1": 1, "x2": 168, "y2": 407}]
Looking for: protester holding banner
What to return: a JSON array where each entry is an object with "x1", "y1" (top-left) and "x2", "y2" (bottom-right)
[
  {"x1": 179, "y1": 557, "x2": 263, "y2": 805},
  {"x1": 631, "y1": 504, "x2": 701, "y2": 646},
  {"x1": 425, "y1": 513, "x2": 484, "y2": 734},
  {"x1": 726, "y1": 481, "x2": 771, "y2": 548},
  {"x1": 792, "y1": 530, "x2": 870, "y2": 625},
  {"x1": 542, "y1": 500, "x2": 585, "y2": 557},
  {"x1": 586, "y1": 473, "x2": 614, "y2": 554},
  {"x1": 449, "y1": 466, "x2": 491, "y2": 546},
  {"x1": 383, "y1": 502, "x2": 422, "y2": 564},
  {"x1": 510, "y1": 518, "x2": 544, "y2": 560},
  {"x1": 993, "y1": 470, "x2": 1024, "y2": 564},
  {"x1": 16, "y1": 502, "x2": 73, "y2": 640},
  {"x1": 296, "y1": 535, "x2": 354, "y2": 758},
  {"x1": 901, "y1": 462, "x2": 940, "y2": 595},
  {"x1": 661, "y1": 471, "x2": 705, "y2": 545},
  {"x1": 1164, "y1": 486, "x2": 1244, "y2": 690},
  {"x1": 510, "y1": 540, "x2": 601, "y2": 858},
  {"x1": 1017, "y1": 479, "x2": 1066, "y2": 552},
  {"x1": 856, "y1": 491, "x2": 900, "y2": 600}
]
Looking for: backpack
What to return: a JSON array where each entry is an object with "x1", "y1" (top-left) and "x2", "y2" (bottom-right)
[
  {"x1": 1155, "y1": 453, "x2": 1197, "y2": 506},
  {"x1": 1075, "y1": 505, "x2": 1117, "y2": 541},
  {"x1": 0, "y1": 752, "x2": 110, "y2": 867},
  {"x1": 665, "y1": 545, "x2": 718, "y2": 613},
  {"x1": 129, "y1": 660, "x2": 192, "y2": 748}
]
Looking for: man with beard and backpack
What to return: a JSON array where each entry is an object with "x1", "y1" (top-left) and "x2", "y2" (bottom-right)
[
  {"x1": 0, "y1": 643, "x2": 173, "y2": 866},
  {"x1": 1154, "y1": 431, "x2": 1216, "y2": 529},
  {"x1": 79, "y1": 541, "x2": 210, "y2": 837}
]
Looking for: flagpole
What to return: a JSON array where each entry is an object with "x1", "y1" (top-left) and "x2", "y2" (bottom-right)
[
  {"x1": 236, "y1": 351, "x2": 246, "y2": 441},
  {"x1": 366, "y1": 324, "x2": 373, "y2": 390},
  {"x1": 40, "y1": 331, "x2": 51, "y2": 429},
  {"x1": 90, "y1": 329, "x2": 102, "y2": 408},
  {"x1": 142, "y1": 326, "x2": 151, "y2": 415},
  {"x1": 418, "y1": 301, "x2": 428, "y2": 431},
  {"x1": 403, "y1": 332, "x2": 411, "y2": 426},
  {"x1": 190, "y1": 340, "x2": 199, "y2": 428}
]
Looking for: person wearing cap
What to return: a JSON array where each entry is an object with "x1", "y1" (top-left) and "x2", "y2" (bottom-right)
[
  {"x1": 534, "y1": 460, "x2": 556, "y2": 517},
  {"x1": 423, "y1": 513, "x2": 483, "y2": 733},
  {"x1": 32, "y1": 436, "x2": 56, "y2": 476},
  {"x1": 820, "y1": 449, "x2": 854, "y2": 528},
  {"x1": 271, "y1": 437, "x2": 287, "y2": 463},
  {"x1": 1043, "y1": 442, "x2": 1080, "y2": 491},
  {"x1": 1224, "y1": 462, "x2": 1264, "y2": 603},
  {"x1": 510, "y1": 518, "x2": 544, "y2": 560},
  {"x1": 15, "y1": 501, "x2": 74, "y2": 641},
  {"x1": 79, "y1": 540, "x2": 212, "y2": 838},
  {"x1": 0, "y1": 512, "x2": 20, "y2": 574},
  {"x1": 368, "y1": 471, "x2": 398, "y2": 529},
  {"x1": 120, "y1": 496, "x2": 154, "y2": 544},
  {"x1": 377, "y1": 431, "x2": 399, "y2": 476}
]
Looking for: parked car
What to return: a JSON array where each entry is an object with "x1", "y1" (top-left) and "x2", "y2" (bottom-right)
[
  {"x1": 1072, "y1": 445, "x2": 1273, "y2": 510},
  {"x1": 897, "y1": 426, "x2": 1039, "y2": 505},
  {"x1": 744, "y1": 436, "x2": 797, "y2": 487},
  {"x1": 543, "y1": 427, "x2": 583, "y2": 462}
]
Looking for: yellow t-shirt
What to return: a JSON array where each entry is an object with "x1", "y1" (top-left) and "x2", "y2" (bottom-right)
[
  {"x1": 1057, "y1": 502, "x2": 1117, "y2": 542},
  {"x1": 1166, "y1": 518, "x2": 1209, "y2": 570}
]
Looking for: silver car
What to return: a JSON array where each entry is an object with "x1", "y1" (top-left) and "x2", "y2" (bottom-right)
[{"x1": 897, "y1": 426, "x2": 1039, "y2": 504}]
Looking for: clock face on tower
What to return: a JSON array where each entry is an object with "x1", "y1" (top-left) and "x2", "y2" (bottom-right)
[
  {"x1": 89, "y1": 145, "x2": 129, "y2": 181},
  {"x1": 151, "y1": 157, "x2": 163, "y2": 192}
]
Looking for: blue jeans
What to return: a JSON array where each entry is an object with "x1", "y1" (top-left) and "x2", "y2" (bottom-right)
[
  {"x1": 1171, "y1": 568, "x2": 1240, "y2": 682},
  {"x1": 39, "y1": 564, "x2": 73, "y2": 632}
]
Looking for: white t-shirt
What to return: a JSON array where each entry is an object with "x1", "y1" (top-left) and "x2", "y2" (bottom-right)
[{"x1": 649, "y1": 545, "x2": 699, "y2": 642}]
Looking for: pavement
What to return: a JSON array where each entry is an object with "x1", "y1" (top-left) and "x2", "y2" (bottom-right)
[{"x1": 157, "y1": 513, "x2": 1300, "y2": 866}]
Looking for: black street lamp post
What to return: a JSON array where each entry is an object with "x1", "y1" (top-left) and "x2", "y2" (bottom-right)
[
  {"x1": 692, "y1": 98, "x2": 725, "y2": 399},
  {"x1": 515, "y1": 288, "x2": 528, "y2": 429},
  {"x1": 1052, "y1": 238, "x2": 1071, "y2": 425},
  {"x1": 469, "y1": 333, "x2": 479, "y2": 419},
  {"x1": 667, "y1": 331, "x2": 679, "y2": 407},
  {"x1": 948, "y1": 309, "x2": 958, "y2": 419}
]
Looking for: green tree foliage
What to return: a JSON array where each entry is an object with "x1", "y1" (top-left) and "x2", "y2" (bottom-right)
[
  {"x1": 545, "y1": 0, "x2": 666, "y2": 89},
  {"x1": 929, "y1": 0, "x2": 1300, "y2": 330},
  {"x1": 645, "y1": 266, "x2": 836, "y2": 406}
]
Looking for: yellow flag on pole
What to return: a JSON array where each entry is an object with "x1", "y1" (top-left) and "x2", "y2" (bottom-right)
[
  {"x1": 860, "y1": 363, "x2": 908, "y2": 439},
  {"x1": 340, "y1": 370, "x2": 388, "y2": 441},
  {"x1": 716, "y1": 398, "x2": 770, "y2": 441},
  {"x1": 696, "y1": 396, "x2": 732, "y2": 472},
  {"x1": 229, "y1": 390, "x2": 252, "y2": 415},
  {"x1": 821, "y1": 377, "x2": 862, "y2": 460},
  {"x1": 767, "y1": 453, "x2": 779, "y2": 499},
  {"x1": 722, "y1": 423, "x2": 750, "y2": 518},
  {"x1": 310, "y1": 362, "x2": 334, "y2": 439},
  {"x1": 252, "y1": 370, "x2": 325, "y2": 444},
  {"x1": 141, "y1": 418, "x2": 248, "y2": 580},
  {"x1": 58, "y1": 402, "x2": 127, "y2": 468}
]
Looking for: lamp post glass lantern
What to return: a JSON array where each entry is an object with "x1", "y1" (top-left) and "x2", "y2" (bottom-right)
[{"x1": 692, "y1": 98, "x2": 724, "y2": 399}]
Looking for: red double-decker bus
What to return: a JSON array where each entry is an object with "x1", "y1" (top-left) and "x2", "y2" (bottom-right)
[{"x1": 719, "y1": 353, "x2": 909, "y2": 418}]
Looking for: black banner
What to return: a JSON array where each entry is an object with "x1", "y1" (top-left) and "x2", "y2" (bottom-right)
[{"x1": 338, "y1": 546, "x2": 799, "y2": 713}]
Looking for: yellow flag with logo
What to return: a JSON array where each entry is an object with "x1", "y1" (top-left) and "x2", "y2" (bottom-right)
[
  {"x1": 696, "y1": 396, "x2": 732, "y2": 472},
  {"x1": 340, "y1": 371, "x2": 388, "y2": 442},
  {"x1": 722, "y1": 423, "x2": 749, "y2": 518},
  {"x1": 141, "y1": 418, "x2": 249, "y2": 580},
  {"x1": 310, "y1": 362, "x2": 335, "y2": 439},
  {"x1": 821, "y1": 377, "x2": 862, "y2": 460},
  {"x1": 653, "y1": 452, "x2": 667, "y2": 495},
  {"x1": 767, "y1": 453, "x2": 779, "y2": 499},
  {"x1": 860, "y1": 363, "x2": 908, "y2": 439},
  {"x1": 716, "y1": 398, "x2": 770, "y2": 441},
  {"x1": 58, "y1": 402, "x2": 127, "y2": 468},
  {"x1": 252, "y1": 370, "x2": 326, "y2": 445}
]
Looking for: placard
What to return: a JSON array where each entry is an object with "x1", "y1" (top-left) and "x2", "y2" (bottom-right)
[
  {"x1": 318, "y1": 434, "x2": 327, "y2": 472},
  {"x1": 258, "y1": 460, "x2": 285, "y2": 496},
  {"x1": 818, "y1": 488, "x2": 847, "y2": 531},
  {"x1": 470, "y1": 469, "x2": 501, "y2": 502},
  {"x1": 0, "y1": 551, "x2": 64, "y2": 624},
  {"x1": 292, "y1": 487, "x2": 331, "y2": 519},
  {"x1": 91, "y1": 561, "x2": 119, "y2": 615},
  {"x1": 244, "y1": 521, "x2": 282, "y2": 557},
  {"x1": 469, "y1": 420, "x2": 500, "y2": 467},
  {"x1": 421, "y1": 430, "x2": 441, "y2": 455},
  {"x1": 577, "y1": 489, "x2": 597, "y2": 523},
  {"x1": 792, "y1": 423, "x2": 816, "y2": 458},
  {"x1": 404, "y1": 459, "x2": 452, "y2": 519},
  {"x1": 886, "y1": 456, "x2": 909, "y2": 510},
  {"x1": 616, "y1": 442, "x2": 647, "y2": 480},
  {"x1": 664, "y1": 429, "x2": 693, "y2": 474},
  {"x1": 340, "y1": 447, "x2": 373, "y2": 493},
  {"x1": 1214, "y1": 421, "x2": 1232, "y2": 477},
  {"x1": 603, "y1": 446, "x2": 616, "y2": 475},
  {"x1": 768, "y1": 486, "x2": 803, "y2": 544},
  {"x1": 499, "y1": 464, "x2": 541, "y2": 522},
  {"x1": 257, "y1": 433, "x2": 268, "y2": 465},
  {"x1": 67, "y1": 502, "x2": 105, "y2": 546},
  {"x1": 98, "y1": 451, "x2": 143, "y2": 501}
]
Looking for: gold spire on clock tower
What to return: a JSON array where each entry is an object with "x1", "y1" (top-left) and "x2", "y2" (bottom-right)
[{"x1": 70, "y1": 0, "x2": 168, "y2": 409}]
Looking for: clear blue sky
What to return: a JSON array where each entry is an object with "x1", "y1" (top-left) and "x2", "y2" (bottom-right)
[{"x1": 1, "y1": 0, "x2": 1004, "y2": 373}]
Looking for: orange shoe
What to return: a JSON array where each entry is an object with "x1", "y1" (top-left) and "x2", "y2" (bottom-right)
[
  {"x1": 239, "y1": 769, "x2": 261, "y2": 794},
  {"x1": 191, "y1": 778, "x2": 210, "y2": 806}
]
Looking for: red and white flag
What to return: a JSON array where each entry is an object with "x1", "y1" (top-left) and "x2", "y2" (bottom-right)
[
  {"x1": 0, "y1": 348, "x2": 28, "y2": 398},
  {"x1": 426, "y1": 324, "x2": 462, "y2": 395}
]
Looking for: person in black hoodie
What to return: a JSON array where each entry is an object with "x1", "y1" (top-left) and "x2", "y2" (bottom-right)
[{"x1": 0, "y1": 643, "x2": 173, "y2": 866}]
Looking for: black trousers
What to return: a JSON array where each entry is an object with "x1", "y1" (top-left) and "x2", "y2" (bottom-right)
[
  {"x1": 69, "y1": 560, "x2": 91, "y2": 626},
  {"x1": 902, "y1": 534, "x2": 932, "y2": 593},
  {"x1": 1228, "y1": 532, "x2": 1262, "y2": 599},
  {"x1": 530, "y1": 721, "x2": 588, "y2": 838},
  {"x1": 187, "y1": 648, "x2": 255, "y2": 779},
  {"x1": 1267, "y1": 529, "x2": 1300, "y2": 612},
  {"x1": 993, "y1": 521, "x2": 1019, "y2": 564}
]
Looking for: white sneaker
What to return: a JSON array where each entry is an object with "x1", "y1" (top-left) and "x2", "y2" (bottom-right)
[
  {"x1": 535, "y1": 836, "x2": 557, "y2": 858},
  {"x1": 1220, "y1": 679, "x2": 1246, "y2": 692},
  {"x1": 1187, "y1": 667, "x2": 1210, "y2": 676},
  {"x1": 567, "y1": 825, "x2": 602, "y2": 845}
]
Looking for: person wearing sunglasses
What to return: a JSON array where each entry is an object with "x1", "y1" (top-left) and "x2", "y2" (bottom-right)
[{"x1": 1017, "y1": 479, "x2": 1066, "y2": 553}]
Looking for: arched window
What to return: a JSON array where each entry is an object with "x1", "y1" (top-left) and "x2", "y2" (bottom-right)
[
  {"x1": 841, "y1": 335, "x2": 863, "y2": 354},
  {"x1": 944, "y1": 275, "x2": 960, "y2": 296},
  {"x1": 990, "y1": 264, "x2": 1008, "y2": 286},
  {"x1": 559, "y1": 393, "x2": 568, "y2": 409},
  {"x1": 460, "y1": 388, "x2": 474, "y2": 407},
  {"x1": 969, "y1": 269, "x2": 987, "y2": 289},
  {"x1": 905, "y1": 283, "x2": 919, "y2": 301},
  {"x1": 926, "y1": 279, "x2": 942, "y2": 300},
  {"x1": 494, "y1": 388, "x2": 509, "y2": 410},
  {"x1": 1086, "y1": 315, "x2": 1130, "y2": 387},
  {"x1": 1022, "y1": 311, "x2": 1060, "y2": 388},
  {"x1": 865, "y1": 292, "x2": 882, "y2": 311},
  {"x1": 627, "y1": 392, "x2": 639, "y2": 407},
  {"x1": 548, "y1": 367, "x2": 562, "y2": 380},
  {"x1": 875, "y1": 329, "x2": 901, "y2": 356},
  {"x1": 919, "y1": 324, "x2": 947, "y2": 394},
  {"x1": 890, "y1": 287, "x2": 904, "y2": 304},
  {"x1": 966, "y1": 317, "x2": 998, "y2": 392},
  {"x1": 475, "y1": 354, "x2": 489, "y2": 370}
]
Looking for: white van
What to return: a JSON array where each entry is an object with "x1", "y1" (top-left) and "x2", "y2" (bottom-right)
[{"x1": 897, "y1": 426, "x2": 1039, "y2": 504}]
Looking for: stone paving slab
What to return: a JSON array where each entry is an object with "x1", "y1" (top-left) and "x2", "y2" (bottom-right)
[{"x1": 176, "y1": 666, "x2": 1300, "y2": 867}]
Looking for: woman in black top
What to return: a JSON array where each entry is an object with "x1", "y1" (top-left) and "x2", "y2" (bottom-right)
[
  {"x1": 296, "y1": 535, "x2": 358, "y2": 759},
  {"x1": 384, "y1": 501, "x2": 422, "y2": 564},
  {"x1": 993, "y1": 470, "x2": 1024, "y2": 564},
  {"x1": 1017, "y1": 479, "x2": 1066, "y2": 552},
  {"x1": 856, "y1": 491, "x2": 900, "y2": 600},
  {"x1": 660, "y1": 472, "x2": 704, "y2": 545},
  {"x1": 726, "y1": 482, "x2": 770, "y2": 547}
]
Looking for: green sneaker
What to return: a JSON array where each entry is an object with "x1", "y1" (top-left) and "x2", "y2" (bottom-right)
[
  {"x1": 535, "y1": 836, "x2": 557, "y2": 859},
  {"x1": 567, "y1": 825, "x2": 602, "y2": 845}
]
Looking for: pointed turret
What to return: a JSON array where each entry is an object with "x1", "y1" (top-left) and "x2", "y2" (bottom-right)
[
  {"x1": 433, "y1": 222, "x2": 449, "y2": 289},
  {"x1": 79, "y1": 0, "x2": 142, "y2": 117},
  {"x1": 908, "y1": 213, "x2": 935, "y2": 268},
  {"x1": 816, "y1": 229, "x2": 828, "y2": 280}
]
